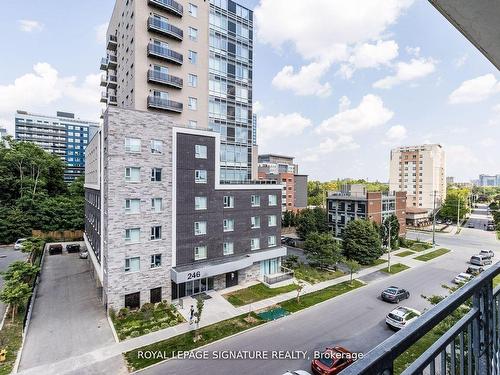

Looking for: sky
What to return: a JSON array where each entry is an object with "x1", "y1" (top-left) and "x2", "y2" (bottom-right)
[{"x1": 0, "y1": 0, "x2": 499, "y2": 182}]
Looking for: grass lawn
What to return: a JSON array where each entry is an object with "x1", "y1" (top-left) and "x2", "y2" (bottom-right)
[
  {"x1": 0, "y1": 312, "x2": 24, "y2": 375},
  {"x1": 111, "y1": 301, "x2": 184, "y2": 340},
  {"x1": 414, "y1": 248, "x2": 450, "y2": 262},
  {"x1": 494, "y1": 275, "x2": 500, "y2": 288},
  {"x1": 380, "y1": 263, "x2": 410, "y2": 274},
  {"x1": 279, "y1": 280, "x2": 364, "y2": 313},
  {"x1": 410, "y1": 243, "x2": 433, "y2": 252},
  {"x1": 293, "y1": 265, "x2": 344, "y2": 284},
  {"x1": 224, "y1": 283, "x2": 296, "y2": 307},
  {"x1": 124, "y1": 313, "x2": 265, "y2": 371},
  {"x1": 395, "y1": 251, "x2": 415, "y2": 257},
  {"x1": 360, "y1": 259, "x2": 387, "y2": 269}
]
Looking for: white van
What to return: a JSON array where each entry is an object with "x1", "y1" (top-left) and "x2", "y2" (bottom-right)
[{"x1": 470, "y1": 254, "x2": 492, "y2": 266}]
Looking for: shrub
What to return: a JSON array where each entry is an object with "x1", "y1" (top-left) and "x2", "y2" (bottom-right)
[
  {"x1": 130, "y1": 330, "x2": 140, "y2": 338},
  {"x1": 143, "y1": 328, "x2": 151, "y2": 334},
  {"x1": 118, "y1": 307, "x2": 130, "y2": 319},
  {"x1": 150, "y1": 325, "x2": 160, "y2": 332},
  {"x1": 160, "y1": 322, "x2": 169, "y2": 329},
  {"x1": 109, "y1": 308, "x2": 117, "y2": 321}
]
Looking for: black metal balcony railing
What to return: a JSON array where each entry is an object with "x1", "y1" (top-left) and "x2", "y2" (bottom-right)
[
  {"x1": 341, "y1": 263, "x2": 500, "y2": 375},
  {"x1": 107, "y1": 34, "x2": 117, "y2": 50},
  {"x1": 108, "y1": 95, "x2": 117, "y2": 105},
  {"x1": 107, "y1": 54, "x2": 117, "y2": 66},
  {"x1": 148, "y1": 0, "x2": 183, "y2": 17},
  {"x1": 147, "y1": 43, "x2": 183, "y2": 64},
  {"x1": 148, "y1": 17, "x2": 183, "y2": 40},
  {"x1": 100, "y1": 57, "x2": 108, "y2": 71},
  {"x1": 148, "y1": 70, "x2": 183, "y2": 88},
  {"x1": 147, "y1": 96, "x2": 183, "y2": 112},
  {"x1": 264, "y1": 266, "x2": 294, "y2": 285}
]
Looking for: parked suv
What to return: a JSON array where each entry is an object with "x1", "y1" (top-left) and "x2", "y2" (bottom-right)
[
  {"x1": 66, "y1": 244, "x2": 80, "y2": 253},
  {"x1": 48, "y1": 244, "x2": 63, "y2": 255},
  {"x1": 466, "y1": 266, "x2": 484, "y2": 276},
  {"x1": 470, "y1": 254, "x2": 492, "y2": 266},
  {"x1": 386, "y1": 306, "x2": 421, "y2": 330},
  {"x1": 479, "y1": 250, "x2": 494, "y2": 259},
  {"x1": 381, "y1": 286, "x2": 410, "y2": 303}
]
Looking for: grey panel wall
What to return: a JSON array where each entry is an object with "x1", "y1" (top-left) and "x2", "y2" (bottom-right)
[{"x1": 294, "y1": 174, "x2": 308, "y2": 209}]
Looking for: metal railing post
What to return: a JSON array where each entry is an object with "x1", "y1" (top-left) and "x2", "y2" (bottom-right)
[{"x1": 474, "y1": 283, "x2": 494, "y2": 375}]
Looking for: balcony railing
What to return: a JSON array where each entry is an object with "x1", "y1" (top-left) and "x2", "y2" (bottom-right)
[
  {"x1": 148, "y1": 17, "x2": 183, "y2": 40},
  {"x1": 341, "y1": 262, "x2": 500, "y2": 375},
  {"x1": 108, "y1": 95, "x2": 117, "y2": 106},
  {"x1": 107, "y1": 75, "x2": 117, "y2": 88},
  {"x1": 100, "y1": 57, "x2": 108, "y2": 71},
  {"x1": 148, "y1": 0, "x2": 183, "y2": 17},
  {"x1": 147, "y1": 96, "x2": 183, "y2": 112},
  {"x1": 107, "y1": 54, "x2": 117, "y2": 67},
  {"x1": 107, "y1": 34, "x2": 117, "y2": 50},
  {"x1": 148, "y1": 70, "x2": 183, "y2": 88},
  {"x1": 100, "y1": 92, "x2": 107, "y2": 103},
  {"x1": 147, "y1": 43, "x2": 183, "y2": 64},
  {"x1": 263, "y1": 266, "x2": 294, "y2": 285}
]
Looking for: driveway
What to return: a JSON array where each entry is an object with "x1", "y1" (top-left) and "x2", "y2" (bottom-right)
[
  {"x1": 18, "y1": 243, "x2": 117, "y2": 371},
  {"x1": 0, "y1": 245, "x2": 27, "y2": 319}
]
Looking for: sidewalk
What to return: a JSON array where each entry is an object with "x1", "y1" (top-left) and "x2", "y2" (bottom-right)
[{"x1": 17, "y1": 244, "x2": 444, "y2": 375}]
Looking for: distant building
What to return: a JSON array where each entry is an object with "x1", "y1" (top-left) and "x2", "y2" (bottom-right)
[
  {"x1": 0, "y1": 127, "x2": 7, "y2": 140},
  {"x1": 446, "y1": 176, "x2": 454, "y2": 184},
  {"x1": 15, "y1": 110, "x2": 99, "y2": 183},
  {"x1": 257, "y1": 154, "x2": 307, "y2": 212},
  {"x1": 478, "y1": 174, "x2": 500, "y2": 187},
  {"x1": 327, "y1": 184, "x2": 407, "y2": 237}
]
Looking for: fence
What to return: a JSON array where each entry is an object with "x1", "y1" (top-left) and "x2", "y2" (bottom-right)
[{"x1": 31, "y1": 229, "x2": 83, "y2": 241}]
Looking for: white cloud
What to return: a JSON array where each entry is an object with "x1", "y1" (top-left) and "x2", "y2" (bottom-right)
[
  {"x1": 453, "y1": 54, "x2": 468, "y2": 68},
  {"x1": 448, "y1": 74, "x2": 500, "y2": 104},
  {"x1": 253, "y1": 100, "x2": 263, "y2": 114},
  {"x1": 18, "y1": 20, "x2": 43, "y2": 33},
  {"x1": 95, "y1": 22, "x2": 109, "y2": 44},
  {"x1": 257, "y1": 113, "x2": 313, "y2": 145},
  {"x1": 272, "y1": 61, "x2": 332, "y2": 97},
  {"x1": 493, "y1": 103, "x2": 500, "y2": 112},
  {"x1": 385, "y1": 125, "x2": 407, "y2": 143},
  {"x1": 373, "y1": 57, "x2": 436, "y2": 89},
  {"x1": 316, "y1": 94, "x2": 394, "y2": 134},
  {"x1": 405, "y1": 46, "x2": 420, "y2": 57},
  {"x1": 303, "y1": 135, "x2": 359, "y2": 162}
]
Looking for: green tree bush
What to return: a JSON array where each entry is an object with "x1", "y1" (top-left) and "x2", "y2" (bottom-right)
[{"x1": 342, "y1": 219, "x2": 383, "y2": 265}]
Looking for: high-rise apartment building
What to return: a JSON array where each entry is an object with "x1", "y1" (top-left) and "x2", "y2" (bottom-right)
[
  {"x1": 15, "y1": 110, "x2": 99, "y2": 182},
  {"x1": 389, "y1": 144, "x2": 446, "y2": 210},
  {"x1": 101, "y1": 0, "x2": 254, "y2": 182}
]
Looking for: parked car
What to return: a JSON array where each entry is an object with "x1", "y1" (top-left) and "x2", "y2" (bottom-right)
[
  {"x1": 66, "y1": 244, "x2": 81, "y2": 253},
  {"x1": 79, "y1": 251, "x2": 89, "y2": 259},
  {"x1": 466, "y1": 266, "x2": 484, "y2": 276},
  {"x1": 479, "y1": 250, "x2": 494, "y2": 259},
  {"x1": 381, "y1": 286, "x2": 410, "y2": 303},
  {"x1": 283, "y1": 371, "x2": 312, "y2": 375},
  {"x1": 285, "y1": 238, "x2": 296, "y2": 247},
  {"x1": 14, "y1": 238, "x2": 27, "y2": 250},
  {"x1": 446, "y1": 219, "x2": 453, "y2": 225},
  {"x1": 311, "y1": 346, "x2": 355, "y2": 375},
  {"x1": 436, "y1": 219, "x2": 443, "y2": 224},
  {"x1": 470, "y1": 254, "x2": 492, "y2": 266},
  {"x1": 487, "y1": 224, "x2": 495, "y2": 231},
  {"x1": 48, "y1": 244, "x2": 63, "y2": 255},
  {"x1": 385, "y1": 306, "x2": 421, "y2": 330},
  {"x1": 453, "y1": 272, "x2": 474, "y2": 284},
  {"x1": 467, "y1": 222, "x2": 475, "y2": 228}
]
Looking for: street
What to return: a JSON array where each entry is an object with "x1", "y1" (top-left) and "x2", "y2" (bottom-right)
[
  {"x1": 0, "y1": 244, "x2": 28, "y2": 319},
  {"x1": 140, "y1": 205, "x2": 500, "y2": 375}
]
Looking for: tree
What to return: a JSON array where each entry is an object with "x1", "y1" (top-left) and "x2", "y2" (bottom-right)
[
  {"x1": 380, "y1": 214, "x2": 400, "y2": 249},
  {"x1": 344, "y1": 259, "x2": 361, "y2": 284},
  {"x1": 295, "y1": 282, "x2": 304, "y2": 303},
  {"x1": 193, "y1": 297, "x2": 204, "y2": 342},
  {"x1": 0, "y1": 280, "x2": 32, "y2": 322},
  {"x1": 20, "y1": 238, "x2": 45, "y2": 264},
  {"x1": 303, "y1": 232, "x2": 342, "y2": 269},
  {"x1": 1, "y1": 261, "x2": 39, "y2": 283},
  {"x1": 296, "y1": 208, "x2": 329, "y2": 240},
  {"x1": 342, "y1": 219, "x2": 383, "y2": 265},
  {"x1": 439, "y1": 188, "x2": 471, "y2": 222},
  {"x1": 312, "y1": 207, "x2": 328, "y2": 233}
]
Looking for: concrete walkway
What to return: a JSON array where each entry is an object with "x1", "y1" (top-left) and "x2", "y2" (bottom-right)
[{"x1": 17, "y1": 244, "x2": 442, "y2": 375}]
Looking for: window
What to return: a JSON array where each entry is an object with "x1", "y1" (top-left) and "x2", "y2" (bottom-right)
[
  {"x1": 250, "y1": 238, "x2": 260, "y2": 250},
  {"x1": 195, "y1": 144, "x2": 207, "y2": 159},
  {"x1": 150, "y1": 226, "x2": 162, "y2": 240},
  {"x1": 268, "y1": 235, "x2": 276, "y2": 247},
  {"x1": 189, "y1": 3, "x2": 198, "y2": 17},
  {"x1": 223, "y1": 242, "x2": 234, "y2": 255},
  {"x1": 125, "y1": 257, "x2": 140, "y2": 272},
  {"x1": 251, "y1": 216, "x2": 260, "y2": 229},
  {"x1": 125, "y1": 199, "x2": 140, "y2": 214},
  {"x1": 189, "y1": 120, "x2": 197, "y2": 128},
  {"x1": 125, "y1": 228, "x2": 140, "y2": 243},
  {"x1": 251, "y1": 195, "x2": 260, "y2": 207},
  {"x1": 188, "y1": 74, "x2": 198, "y2": 87},
  {"x1": 223, "y1": 218, "x2": 234, "y2": 232},
  {"x1": 194, "y1": 221, "x2": 207, "y2": 235},
  {"x1": 150, "y1": 287, "x2": 162, "y2": 303},
  {"x1": 150, "y1": 254, "x2": 162, "y2": 268},
  {"x1": 151, "y1": 198, "x2": 163, "y2": 212},
  {"x1": 125, "y1": 137, "x2": 141, "y2": 153},
  {"x1": 188, "y1": 50, "x2": 197, "y2": 64},
  {"x1": 151, "y1": 139, "x2": 163, "y2": 154},
  {"x1": 268, "y1": 194, "x2": 277, "y2": 206},
  {"x1": 124, "y1": 292, "x2": 140, "y2": 309},
  {"x1": 188, "y1": 97, "x2": 198, "y2": 110},
  {"x1": 188, "y1": 27, "x2": 198, "y2": 41},
  {"x1": 151, "y1": 168, "x2": 162, "y2": 181},
  {"x1": 195, "y1": 196, "x2": 207, "y2": 210},
  {"x1": 223, "y1": 196, "x2": 234, "y2": 208},
  {"x1": 268, "y1": 215, "x2": 277, "y2": 227},
  {"x1": 194, "y1": 245, "x2": 207, "y2": 260},
  {"x1": 195, "y1": 170, "x2": 207, "y2": 183},
  {"x1": 125, "y1": 167, "x2": 140, "y2": 182}
]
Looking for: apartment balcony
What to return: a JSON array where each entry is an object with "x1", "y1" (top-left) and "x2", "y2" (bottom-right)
[
  {"x1": 107, "y1": 54, "x2": 117, "y2": 68},
  {"x1": 103, "y1": 74, "x2": 117, "y2": 89},
  {"x1": 100, "y1": 74, "x2": 107, "y2": 87},
  {"x1": 147, "y1": 69, "x2": 183, "y2": 88},
  {"x1": 147, "y1": 43, "x2": 183, "y2": 65},
  {"x1": 108, "y1": 95, "x2": 117, "y2": 106},
  {"x1": 99, "y1": 57, "x2": 108, "y2": 71},
  {"x1": 147, "y1": 96, "x2": 183, "y2": 113},
  {"x1": 100, "y1": 92, "x2": 108, "y2": 103},
  {"x1": 148, "y1": 0, "x2": 183, "y2": 17},
  {"x1": 147, "y1": 17, "x2": 183, "y2": 41},
  {"x1": 341, "y1": 263, "x2": 500, "y2": 375},
  {"x1": 107, "y1": 34, "x2": 117, "y2": 51}
]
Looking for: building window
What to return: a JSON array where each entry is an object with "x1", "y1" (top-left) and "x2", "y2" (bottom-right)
[
  {"x1": 125, "y1": 228, "x2": 140, "y2": 243},
  {"x1": 188, "y1": 73, "x2": 198, "y2": 87},
  {"x1": 268, "y1": 194, "x2": 277, "y2": 206},
  {"x1": 194, "y1": 221, "x2": 207, "y2": 236},
  {"x1": 223, "y1": 218, "x2": 234, "y2": 232},
  {"x1": 150, "y1": 287, "x2": 162, "y2": 303},
  {"x1": 150, "y1": 254, "x2": 162, "y2": 268},
  {"x1": 195, "y1": 144, "x2": 207, "y2": 159},
  {"x1": 189, "y1": 3, "x2": 198, "y2": 17},
  {"x1": 195, "y1": 196, "x2": 207, "y2": 210},
  {"x1": 125, "y1": 167, "x2": 140, "y2": 182},
  {"x1": 125, "y1": 257, "x2": 140, "y2": 272},
  {"x1": 268, "y1": 235, "x2": 276, "y2": 247},
  {"x1": 223, "y1": 242, "x2": 234, "y2": 255},
  {"x1": 223, "y1": 196, "x2": 234, "y2": 208},
  {"x1": 124, "y1": 292, "x2": 140, "y2": 309},
  {"x1": 195, "y1": 170, "x2": 207, "y2": 183},
  {"x1": 125, "y1": 137, "x2": 141, "y2": 153},
  {"x1": 150, "y1": 139, "x2": 163, "y2": 154},
  {"x1": 151, "y1": 168, "x2": 162, "y2": 181},
  {"x1": 194, "y1": 245, "x2": 207, "y2": 260},
  {"x1": 189, "y1": 50, "x2": 197, "y2": 64},
  {"x1": 188, "y1": 97, "x2": 198, "y2": 110},
  {"x1": 250, "y1": 238, "x2": 260, "y2": 250},
  {"x1": 268, "y1": 215, "x2": 277, "y2": 227},
  {"x1": 251, "y1": 216, "x2": 260, "y2": 229},
  {"x1": 188, "y1": 27, "x2": 198, "y2": 41},
  {"x1": 151, "y1": 198, "x2": 163, "y2": 212},
  {"x1": 125, "y1": 199, "x2": 140, "y2": 214},
  {"x1": 189, "y1": 120, "x2": 197, "y2": 128},
  {"x1": 251, "y1": 195, "x2": 260, "y2": 207},
  {"x1": 150, "y1": 226, "x2": 162, "y2": 240}
]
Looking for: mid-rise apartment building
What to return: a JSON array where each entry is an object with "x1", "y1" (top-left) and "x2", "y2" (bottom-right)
[
  {"x1": 327, "y1": 184, "x2": 407, "y2": 237},
  {"x1": 101, "y1": 0, "x2": 255, "y2": 182},
  {"x1": 0, "y1": 127, "x2": 7, "y2": 140},
  {"x1": 15, "y1": 110, "x2": 99, "y2": 182},
  {"x1": 389, "y1": 144, "x2": 446, "y2": 210},
  {"x1": 84, "y1": 107, "x2": 285, "y2": 310},
  {"x1": 478, "y1": 174, "x2": 500, "y2": 187}
]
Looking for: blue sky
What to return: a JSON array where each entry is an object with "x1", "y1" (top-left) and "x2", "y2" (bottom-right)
[{"x1": 1, "y1": 0, "x2": 499, "y2": 182}]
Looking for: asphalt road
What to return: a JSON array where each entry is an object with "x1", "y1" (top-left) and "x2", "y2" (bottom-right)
[
  {"x1": 141, "y1": 205, "x2": 500, "y2": 375},
  {"x1": 0, "y1": 244, "x2": 28, "y2": 318}
]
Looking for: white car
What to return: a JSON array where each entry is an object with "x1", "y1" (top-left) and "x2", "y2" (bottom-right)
[
  {"x1": 282, "y1": 371, "x2": 311, "y2": 375},
  {"x1": 453, "y1": 272, "x2": 474, "y2": 285},
  {"x1": 14, "y1": 238, "x2": 27, "y2": 250},
  {"x1": 386, "y1": 306, "x2": 421, "y2": 330}
]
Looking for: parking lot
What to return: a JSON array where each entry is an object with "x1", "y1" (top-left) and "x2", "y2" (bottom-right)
[{"x1": 18, "y1": 242, "x2": 116, "y2": 371}]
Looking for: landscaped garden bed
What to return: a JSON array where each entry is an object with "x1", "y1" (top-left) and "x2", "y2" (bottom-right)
[
  {"x1": 414, "y1": 248, "x2": 450, "y2": 262},
  {"x1": 380, "y1": 263, "x2": 410, "y2": 274},
  {"x1": 395, "y1": 250, "x2": 415, "y2": 257},
  {"x1": 224, "y1": 283, "x2": 296, "y2": 307}
]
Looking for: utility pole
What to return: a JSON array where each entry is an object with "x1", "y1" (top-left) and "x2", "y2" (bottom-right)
[
  {"x1": 387, "y1": 219, "x2": 391, "y2": 273},
  {"x1": 457, "y1": 199, "x2": 461, "y2": 233},
  {"x1": 432, "y1": 190, "x2": 437, "y2": 246}
]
